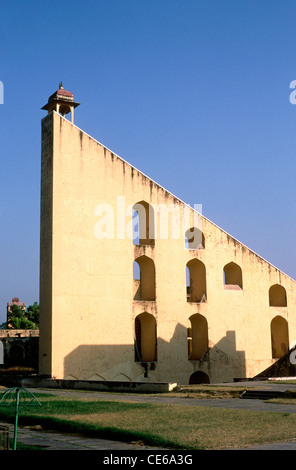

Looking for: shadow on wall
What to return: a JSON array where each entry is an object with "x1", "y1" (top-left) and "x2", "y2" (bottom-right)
[
  {"x1": 63, "y1": 323, "x2": 246, "y2": 384},
  {"x1": 205, "y1": 331, "x2": 246, "y2": 383}
]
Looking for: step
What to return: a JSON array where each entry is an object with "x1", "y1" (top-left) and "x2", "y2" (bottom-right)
[{"x1": 240, "y1": 390, "x2": 284, "y2": 400}]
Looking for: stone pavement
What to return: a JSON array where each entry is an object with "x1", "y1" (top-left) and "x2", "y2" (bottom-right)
[
  {"x1": 3, "y1": 381, "x2": 296, "y2": 451},
  {"x1": 0, "y1": 422, "x2": 159, "y2": 450}
]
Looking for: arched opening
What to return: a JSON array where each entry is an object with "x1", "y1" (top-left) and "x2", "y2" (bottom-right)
[
  {"x1": 269, "y1": 284, "x2": 287, "y2": 307},
  {"x1": 189, "y1": 371, "x2": 210, "y2": 384},
  {"x1": 185, "y1": 228, "x2": 205, "y2": 249},
  {"x1": 271, "y1": 315, "x2": 289, "y2": 358},
  {"x1": 186, "y1": 259, "x2": 207, "y2": 303},
  {"x1": 223, "y1": 262, "x2": 243, "y2": 290},
  {"x1": 133, "y1": 256, "x2": 156, "y2": 300},
  {"x1": 188, "y1": 314, "x2": 208, "y2": 360},
  {"x1": 134, "y1": 312, "x2": 157, "y2": 362},
  {"x1": 132, "y1": 201, "x2": 155, "y2": 246}
]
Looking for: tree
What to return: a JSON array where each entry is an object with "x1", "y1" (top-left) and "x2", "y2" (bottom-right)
[
  {"x1": 26, "y1": 302, "x2": 39, "y2": 327},
  {"x1": 7, "y1": 303, "x2": 39, "y2": 329}
]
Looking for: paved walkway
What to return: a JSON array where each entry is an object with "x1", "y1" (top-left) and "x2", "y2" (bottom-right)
[
  {"x1": 3, "y1": 381, "x2": 296, "y2": 451},
  {"x1": 0, "y1": 422, "x2": 159, "y2": 451}
]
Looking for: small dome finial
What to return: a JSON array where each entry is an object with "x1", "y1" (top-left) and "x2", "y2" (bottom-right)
[{"x1": 42, "y1": 83, "x2": 80, "y2": 124}]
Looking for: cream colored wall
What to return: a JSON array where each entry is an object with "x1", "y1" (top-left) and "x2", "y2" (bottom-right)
[
  {"x1": 39, "y1": 111, "x2": 296, "y2": 384},
  {"x1": 39, "y1": 114, "x2": 53, "y2": 377}
]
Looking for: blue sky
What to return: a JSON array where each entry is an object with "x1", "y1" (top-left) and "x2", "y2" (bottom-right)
[{"x1": 1, "y1": 0, "x2": 296, "y2": 324}]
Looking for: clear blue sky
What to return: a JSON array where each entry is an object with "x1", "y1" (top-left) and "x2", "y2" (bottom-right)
[{"x1": 1, "y1": 0, "x2": 296, "y2": 324}]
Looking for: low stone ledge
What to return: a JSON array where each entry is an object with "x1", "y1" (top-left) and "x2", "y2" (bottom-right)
[
  {"x1": 35, "y1": 378, "x2": 177, "y2": 393},
  {"x1": 0, "y1": 329, "x2": 39, "y2": 338}
]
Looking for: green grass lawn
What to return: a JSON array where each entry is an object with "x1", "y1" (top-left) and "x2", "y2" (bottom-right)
[{"x1": 1, "y1": 389, "x2": 296, "y2": 450}]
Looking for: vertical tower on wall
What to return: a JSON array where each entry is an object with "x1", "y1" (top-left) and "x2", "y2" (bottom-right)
[
  {"x1": 39, "y1": 85, "x2": 296, "y2": 384},
  {"x1": 40, "y1": 83, "x2": 80, "y2": 379}
]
